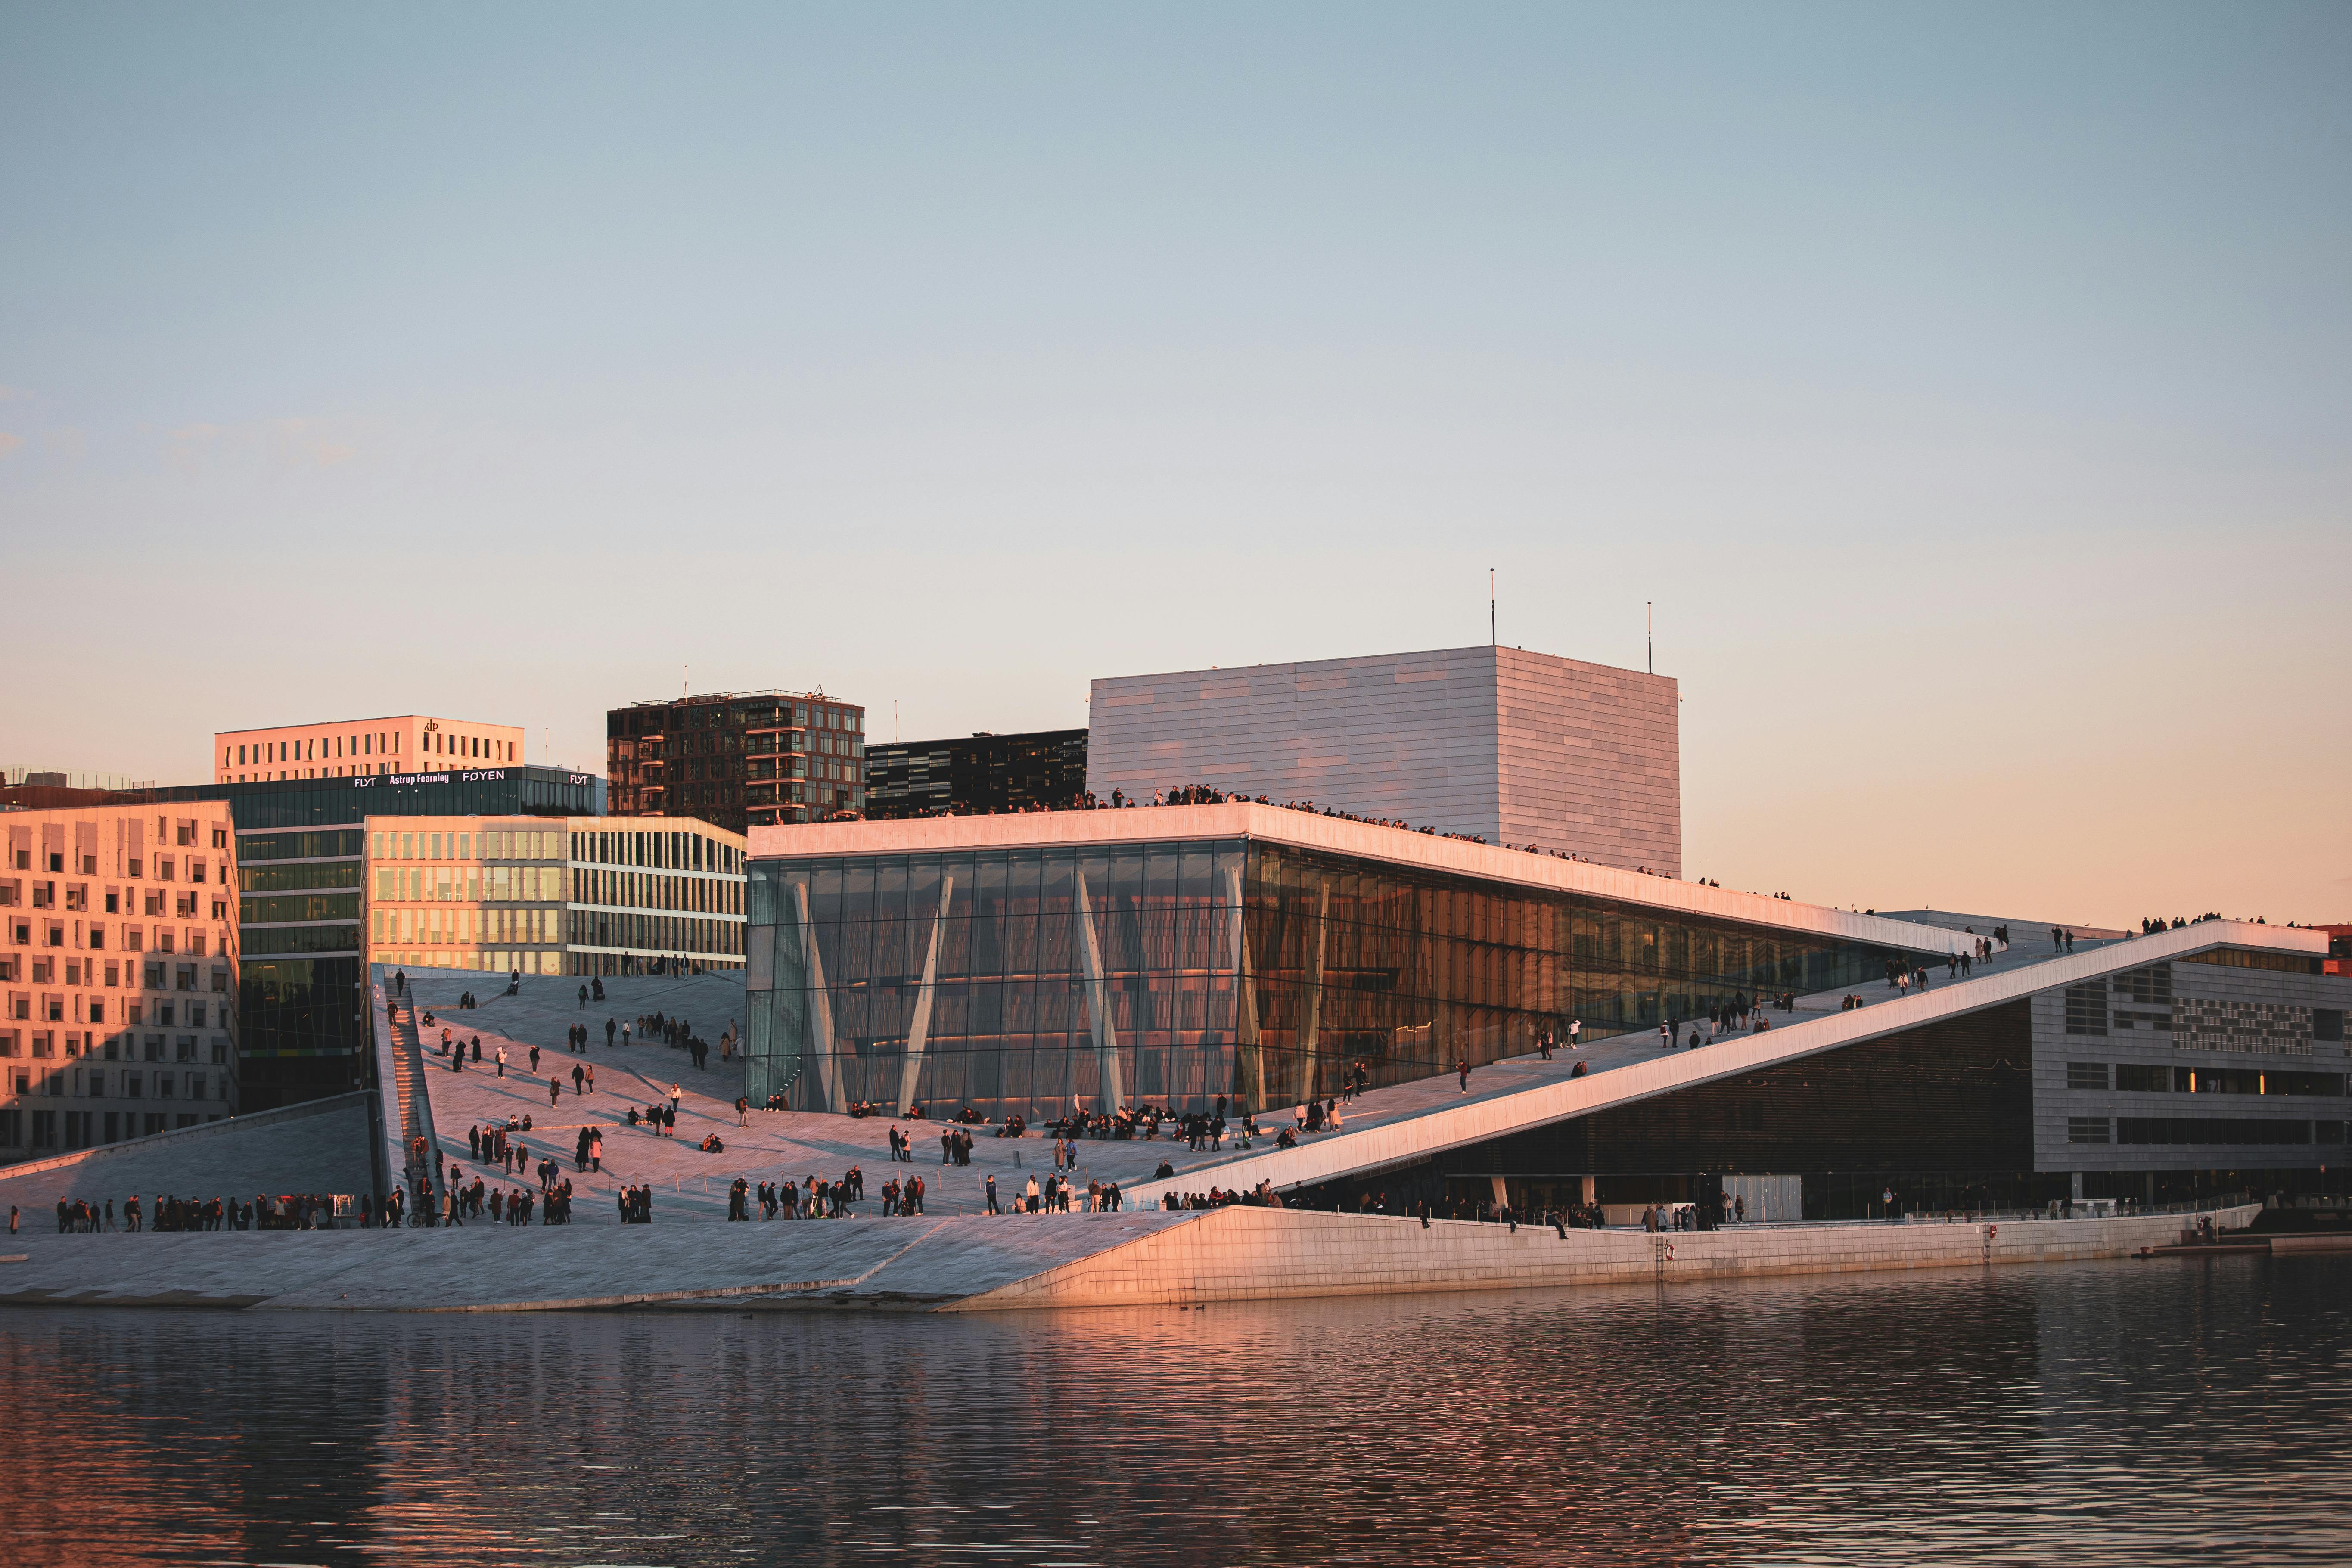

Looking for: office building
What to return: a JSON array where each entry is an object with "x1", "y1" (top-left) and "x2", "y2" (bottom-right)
[
  {"x1": 1087, "y1": 645, "x2": 1681, "y2": 873},
  {"x1": 3, "y1": 767, "x2": 605, "y2": 1109},
  {"x1": 364, "y1": 814, "x2": 746, "y2": 977},
  {"x1": 0, "y1": 803, "x2": 240, "y2": 1163},
  {"x1": 214, "y1": 714, "x2": 526, "y2": 782},
  {"x1": 865, "y1": 729, "x2": 1089, "y2": 820},
  {"x1": 608, "y1": 691, "x2": 867, "y2": 834}
]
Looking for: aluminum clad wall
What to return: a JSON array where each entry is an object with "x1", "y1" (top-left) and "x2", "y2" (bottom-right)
[
  {"x1": 1088, "y1": 647, "x2": 1500, "y2": 841},
  {"x1": 1494, "y1": 647, "x2": 1681, "y2": 876},
  {"x1": 1086, "y1": 645, "x2": 1679, "y2": 872}
]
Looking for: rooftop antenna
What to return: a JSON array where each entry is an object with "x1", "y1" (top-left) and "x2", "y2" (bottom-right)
[
  {"x1": 1490, "y1": 568, "x2": 1497, "y2": 646},
  {"x1": 682, "y1": 664, "x2": 688, "y2": 699},
  {"x1": 1647, "y1": 602, "x2": 1653, "y2": 674},
  {"x1": 894, "y1": 699, "x2": 900, "y2": 743}
]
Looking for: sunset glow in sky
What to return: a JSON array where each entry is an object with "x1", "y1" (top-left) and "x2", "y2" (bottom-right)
[{"x1": 3, "y1": 5, "x2": 2345, "y2": 927}]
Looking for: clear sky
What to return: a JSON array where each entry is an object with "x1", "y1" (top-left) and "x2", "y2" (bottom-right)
[{"x1": 3, "y1": 4, "x2": 2346, "y2": 927}]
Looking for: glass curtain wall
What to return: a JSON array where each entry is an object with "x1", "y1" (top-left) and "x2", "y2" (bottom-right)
[{"x1": 747, "y1": 837, "x2": 1904, "y2": 1122}]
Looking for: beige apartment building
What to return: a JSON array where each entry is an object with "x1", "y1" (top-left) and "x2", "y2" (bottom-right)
[
  {"x1": 364, "y1": 814, "x2": 745, "y2": 979},
  {"x1": 214, "y1": 714, "x2": 527, "y2": 783},
  {"x1": 0, "y1": 804, "x2": 240, "y2": 1161}
]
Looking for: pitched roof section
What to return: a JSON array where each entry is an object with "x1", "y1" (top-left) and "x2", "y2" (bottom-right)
[{"x1": 1118, "y1": 919, "x2": 2326, "y2": 1205}]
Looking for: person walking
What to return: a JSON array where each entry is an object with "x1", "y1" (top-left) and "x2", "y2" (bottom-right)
[
  {"x1": 736, "y1": 1096, "x2": 749, "y2": 1127},
  {"x1": 495, "y1": 1046, "x2": 506, "y2": 1078},
  {"x1": 606, "y1": 1018, "x2": 616, "y2": 1047},
  {"x1": 670, "y1": 1083, "x2": 683, "y2": 1117},
  {"x1": 1457, "y1": 1059, "x2": 1470, "y2": 1094},
  {"x1": 589, "y1": 1130, "x2": 603, "y2": 1173},
  {"x1": 985, "y1": 1174, "x2": 999, "y2": 1215}
]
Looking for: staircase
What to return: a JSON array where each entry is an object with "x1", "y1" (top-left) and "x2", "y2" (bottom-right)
[{"x1": 385, "y1": 994, "x2": 433, "y2": 1176}]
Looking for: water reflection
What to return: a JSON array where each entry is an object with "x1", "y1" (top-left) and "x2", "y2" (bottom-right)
[{"x1": 5, "y1": 1256, "x2": 2348, "y2": 1566}]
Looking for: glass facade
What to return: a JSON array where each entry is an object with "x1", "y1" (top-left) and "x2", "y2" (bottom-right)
[
  {"x1": 162, "y1": 770, "x2": 601, "y2": 1108},
  {"x1": 363, "y1": 816, "x2": 747, "y2": 979},
  {"x1": 746, "y1": 836, "x2": 1909, "y2": 1121}
]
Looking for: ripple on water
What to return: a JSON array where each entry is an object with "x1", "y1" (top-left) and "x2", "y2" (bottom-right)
[{"x1": 2, "y1": 1255, "x2": 2347, "y2": 1566}]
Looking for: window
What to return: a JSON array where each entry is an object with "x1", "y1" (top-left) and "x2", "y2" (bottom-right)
[
  {"x1": 2318, "y1": 1010, "x2": 2346, "y2": 1044},
  {"x1": 2117, "y1": 1117, "x2": 2316, "y2": 1146},
  {"x1": 2182, "y1": 948, "x2": 2321, "y2": 975},
  {"x1": 2063, "y1": 984, "x2": 2107, "y2": 1037}
]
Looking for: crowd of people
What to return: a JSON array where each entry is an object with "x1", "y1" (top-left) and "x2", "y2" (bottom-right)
[{"x1": 18, "y1": 1192, "x2": 344, "y2": 1233}]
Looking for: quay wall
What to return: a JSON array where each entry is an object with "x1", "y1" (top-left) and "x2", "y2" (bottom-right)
[
  {"x1": 0, "y1": 1204, "x2": 2265, "y2": 1313},
  {"x1": 951, "y1": 1204, "x2": 2265, "y2": 1312}
]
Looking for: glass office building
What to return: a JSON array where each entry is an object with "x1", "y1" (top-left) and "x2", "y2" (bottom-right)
[
  {"x1": 745, "y1": 816, "x2": 1940, "y2": 1121},
  {"x1": 362, "y1": 814, "x2": 746, "y2": 978}
]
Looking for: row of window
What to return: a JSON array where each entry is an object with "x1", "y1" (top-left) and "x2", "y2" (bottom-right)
[
  {"x1": 574, "y1": 828, "x2": 741, "y2": 873},
  {"x1": 0, "y1": 958, "x2": 224, "y2": 990},
  {"x1": 372, "y1": 828, "x2": 561, "y2": 864},
  {"x1": 575, "y1": 869, "x2": 741, "y2": 916},
  {"x1": 364, "y1": 907, "x2": 743, "y2": 956},
  {"x1": 374, "y1": 907, "x2": 560, "y2": 946},
  {"x1": 230, "y1": 730, "x2": 399, "y2": 767},
  {"x1": 7, "y1": 992, "x2": 224, "y2": 1028},
  {"x1": 0, "y1": 1030, "x2": 227, "y2": 1061},
  {"x1": 608, "y1": 698, "x2": 863, "y2": 739},
  {"x1": 374, "y1": 866, "x2": 562, "y2": 904},
  {"x1": 2063, "y1": 985, "x2": 2343, "y2": 1048},
  {"x1": 2067, "y1": 1061, "x2": 2346, "y2": 1096},
  {"x1": 3, "y1": 1066, "x2": 226, "y2": 1099},
  {"x1": 9, "y1": 919, "x2": 224, "y2": 952},
  {"x1": 2, "y1": 853, "x2": 224, "y2": 893},
  {"x1": 2068, "y1": 1116, "x2": 2349, "y2": 1146},
  {"x1": 7, "y1": 885, "x2": 224, "y2": 919}
]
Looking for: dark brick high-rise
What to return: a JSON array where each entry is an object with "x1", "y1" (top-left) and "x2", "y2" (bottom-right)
[{"x1": 607, "y1": 691, "x2": 865, "y2": 834}]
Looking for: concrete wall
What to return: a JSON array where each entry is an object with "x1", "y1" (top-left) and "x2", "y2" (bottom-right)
[
  {"x1": 952, "y1": 1202, "x2": 2262, "y2": 1311},
  {"x1": 1085, "y1": 645, "x2": 1680, "y2": 870}
]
